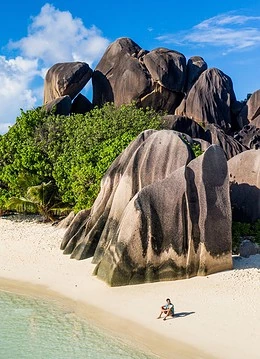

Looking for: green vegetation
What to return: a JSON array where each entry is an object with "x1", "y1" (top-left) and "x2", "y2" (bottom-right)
[
  {"x1": 180, "y1": 134, "x2": 204, "y2": 158},
  {"x1": 191, "y1": 143, "x2": 204, "y2": 158},
  {"x1": 0, "y1": 103, "x2": 162, "y2": 215},
  {"x1": 6, "y1": 181, "x2": 70, "y2": 222},
  {"x1": 232, "y1": 220, "x2": 260, "y2": 253}
]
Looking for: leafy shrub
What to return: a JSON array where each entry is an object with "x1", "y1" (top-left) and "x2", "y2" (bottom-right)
[
  {"x1": 191, "y1": 143, "x2": 204, "y2": 157},
  {"x1": 0, "y1": 103, "x2": 162, "y2": 213}
]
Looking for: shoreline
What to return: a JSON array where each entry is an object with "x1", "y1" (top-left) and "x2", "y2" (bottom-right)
[
  {"x1": 0, "y1": 277, "x2": 206, "y2": 359},
  {"x1": 0, "y1": 216, "x2": 259, "y2": 359}
]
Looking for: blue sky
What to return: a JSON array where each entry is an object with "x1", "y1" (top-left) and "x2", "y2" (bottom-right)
[{"x1": 0, "y1": 1, "x2": 259, "y2": 134}]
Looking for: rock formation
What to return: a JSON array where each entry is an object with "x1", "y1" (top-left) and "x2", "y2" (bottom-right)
[
  {"x1": 92, "y1": 38, "x2": 186, "y2": 113},
  {"x1": 237, "y1": 90, "x2": 260, "y2": 127},
  {"x1": 42, "y1": 37, "x2": 259, "y2": 146},
  {"x1": 228, "y1": 150, "x2": 260, "y2": 223},
  {"x1": 161, "y1": 116, "x2": 248, "y2": 159},
  {"x1": 175, "y1": 68, "x2": 237, "y2": 131},
  {"x1": 44, "y1": 95, "x2": 71, "y2": 116},
  {"x1": 162, "y1": 115, "x2": 211, "y2": 142},
  {"x1": 61, "y1": 131, "x2": 232, "y2": 286},
  {"x1": 234, "y1": 124, "x2": 260, "y2": 149},
  {"x1": 185, "y1": 56, "x2": 207, "y2": 93},
  {"x1": 43, "y1": 61, "x2": 93, "y2": 111},
  {"x1": 205, "y1": 124, "x2": 248, "y2": 160},
  {"x1": 93, "y1": 145, "x2": 232, "y2": 286},
  {"x1": 61, "y1": 130, "x2": 195, "y2": 258},
  {"x1": 71, "y1": 94, "x2": 93, "y2": 114}
]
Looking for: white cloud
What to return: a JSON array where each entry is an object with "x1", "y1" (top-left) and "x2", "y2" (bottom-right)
[
  {"x1": 0, "y1": 3, "x2": 110, "y2": 134},
  {"x1": 9, "y1": 3, "x2": 109, "y2": 68},
  {"x1": 156, "y1": 13, "x2": 260, "y2": 52},
  {"x1": 0, "y1": 56, "x2": 39, "y2": 133}
]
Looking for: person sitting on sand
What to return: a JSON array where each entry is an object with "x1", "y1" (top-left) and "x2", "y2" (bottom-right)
[{"x1": 157, "y1": 298, "x2": 174, "y2": 320}]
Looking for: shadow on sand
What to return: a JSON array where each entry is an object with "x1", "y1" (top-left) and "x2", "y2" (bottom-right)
[
  {"x1": 163, "y1": 311, "x2": 195, "y2": 320},
  {"x1": 232, "y1": 255, "x2": 260, "y2": 270},
  {"x1": 174, "y1": 311, "x2": 195, "y2": 319}
]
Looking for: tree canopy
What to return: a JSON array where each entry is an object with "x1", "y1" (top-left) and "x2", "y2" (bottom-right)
[{"x1": 0, "y1": 103, "x2": 162, "y2": 213}]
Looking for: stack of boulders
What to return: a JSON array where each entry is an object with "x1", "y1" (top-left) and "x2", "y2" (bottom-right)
[
  {"x1": 43, "y1": 37, "x2": 260, "y2": 151},
  {"x1": 42, "y1": 37, "x2": 260, "y2": 286}
]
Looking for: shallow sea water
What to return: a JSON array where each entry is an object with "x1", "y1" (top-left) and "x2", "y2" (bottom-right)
[{"x1": 0, "y1": 290, "x2": 157, "y2": 359}]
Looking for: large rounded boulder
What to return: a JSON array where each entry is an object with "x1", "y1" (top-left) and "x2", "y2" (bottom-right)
[
  {"x1": 43, "y1": 62, "x2": 93, "y2": 104},
  {"x1": 228, "y1": 150, "x2": 260, "y2": 222},
  {"x1": 93, "y1": 145, "x2": 232, "y2": 286},
  {"x1": 176, "y1": 68, "x2": 237, "y2": 131},
  {"x1": 61, "y1": 130, "x2": 194, "y2": 259}
]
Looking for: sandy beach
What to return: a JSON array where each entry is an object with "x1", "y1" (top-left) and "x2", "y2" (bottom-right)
[{"x1": 0, "y1": 215, "x2": 259, "y2": 359}]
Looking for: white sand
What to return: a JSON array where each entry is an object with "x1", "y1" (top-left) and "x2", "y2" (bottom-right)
[{"x1": 0, "y1": 215, "x2": 259, "y2": 359}]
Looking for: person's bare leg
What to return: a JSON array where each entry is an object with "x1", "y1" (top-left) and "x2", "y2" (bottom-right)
[
  {"x1": 157, "y1": 307, "x2": 166, "y2": 318},
  {"x1": 163, "y1": 309, "x2": 171, "y2": 320},
  {"x1": 157, "y1": 310, "x2": 163, "y2": 319}
]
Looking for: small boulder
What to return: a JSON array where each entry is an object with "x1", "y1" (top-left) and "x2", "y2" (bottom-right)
[
  {"x1": 44, "y1": 95, "x2": 71, "y2": 116},
  {"x1": 71, "y1": 94, "x2": 93, "y2": 114},
  {"x1": 239, "y1": 239, "x2": 259, "y2": 258},
  {"x1": 44, "y1": 62, "x2": 93, "y2": 104}
]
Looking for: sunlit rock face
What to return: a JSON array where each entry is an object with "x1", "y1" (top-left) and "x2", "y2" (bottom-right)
[
  {"x1": 93, "y1": 145, "x2": 232, "y2": 286},
  {"x1": 92, "y1": 38, "x2": 186, "y2": 113},
  {"x1": 61, "y1": 130, "x2": 194, "y2": 259},
  {"x1": 237, "y1": 89, "x2": 260, "y2": 128},
  {"x1": 228, "y1": 149, "x2": 260, "y2": 223},
  {"x1": 176, "y1": 68, "x2": 237, "y2": 131},
  {"x1": 43, "y1": 62, "x2": 93, "y2": 104},
  {"x1": 61, "y1": 135, "x2": 232, "y2": 287}
]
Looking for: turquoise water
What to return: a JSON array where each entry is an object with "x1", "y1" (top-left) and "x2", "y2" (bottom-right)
[{"x1": 0, "y1": 290, "x2": 157, "y2": 359}]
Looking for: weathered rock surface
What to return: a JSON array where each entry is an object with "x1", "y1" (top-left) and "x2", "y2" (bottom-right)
[
  {"x1": 71, "y1": 94, "x2": 93, "y2": 114},
  {"x1": 61, "y1": 129, "x2": 157, "y2": 254},
  {"x1": 143, "y1": 48, "x2": 186, "y2": 92},
  {"x1": 251, "y1": 116, "x2": 260, "y2": 128},
  {"x1": 234, "y1": 124, "x2": 260, "y2": 149},
  {"x1": 239, "y1": 239, "x2": 260, "y2": 258},
  {"x1": 57, "y1": 211, "x2": 76, "y2": 229},
  {"x1": 176, "y1": 68, "x2": 237, "y2": 131},
  {"x1": 43, "y1": 95, "x2": 71, "y2": 116},
  {"x1": 206, "y1": 124, "x2": 248, "y2": 160},
  {"x1": 185, "y1": 56, "x2": 207, "y2": 93},
  {"x1": 61, "y1": 130, "x2": 194, "y2": 259},
  {"x1": 247, "y1": 90, "x2": 260, "y2": 122},
  {"x1": 61, "y1": 136, "x2": 232, "y2": 286},
  {"x1": 237, "y1": 90, "x2": 260, "y2": 128},
  {"x1": 43, "y1": 62, "x2": 93, "y2": 104},
  {"x1": 162, "y1": 115, "x2": 211, "y2": 142},
  {"x1": 228, "y1": 150, "x2": 260, "y2": 222},
  {"x1": 92, "y1": 38, "x2": 186, "y2": 113},
  {"x1": 93, "y1": 145, "x2": 232, "y2": 286}
]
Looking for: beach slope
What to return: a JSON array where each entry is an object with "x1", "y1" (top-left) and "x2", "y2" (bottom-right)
[{"x1": 0, "y1": 216, "x2": 259, "y2": 359}]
